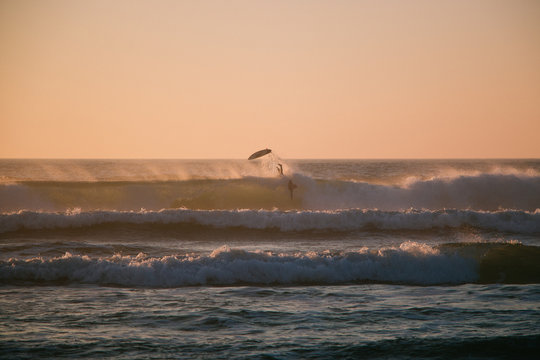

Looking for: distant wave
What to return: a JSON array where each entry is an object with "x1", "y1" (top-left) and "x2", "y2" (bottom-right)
[
  {"x1": 2, "y1": 242, "x2": 539, "y2": 286},
  {"x1": 1, "y1": 208, "x2": 539, "y2": 235},
  {"x1": 1, "y1": 172, "x2": 539, "y2": 212}
]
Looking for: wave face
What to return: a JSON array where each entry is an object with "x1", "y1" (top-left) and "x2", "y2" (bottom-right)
[
  {"x1": 302, "y1": 173, "x2": 540, "y2": 211},
  {"x1": 2, "y1": 208, "x2": 539, "y2": 235},
  {"x1": 2, "y1": 242, "x2": 539, "y2": 286},
  {"x1": 1, "y1": 172, "x2": 539, "y2": 212},
  {"x1": 2, "y1": 159, "x2": 540, "y2": 212}
]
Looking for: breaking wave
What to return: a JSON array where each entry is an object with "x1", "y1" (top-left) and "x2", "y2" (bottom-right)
[
  {"x1": 304, "y1": 173, "x2": 540, "y2": 211},
  {"x1": 2, "y1": 242, "x2": 539, "y2": 286},
  {"x1": 1, "y1": 172, "x2": 539, "y2": 212},
  {"x1": 1, "y1": 208, "x2": 539, "y2": 235}
]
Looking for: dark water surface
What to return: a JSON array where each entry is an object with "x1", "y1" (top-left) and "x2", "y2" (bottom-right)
[{"x1": 2, "y1": 285, "x2": 539, "y2": 359}]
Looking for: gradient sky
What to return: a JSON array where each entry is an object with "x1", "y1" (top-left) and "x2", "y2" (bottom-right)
[{"x1": 1, "y1": 0, "x2": 539, "y2": 159}]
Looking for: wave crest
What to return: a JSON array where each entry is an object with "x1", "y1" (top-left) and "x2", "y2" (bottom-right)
[
  {"x1": 0, "y1": 242, "x2": 475, "y2": 286},
  {"x1": 302, "y1": 173, "x2": 540, "y2": 211},
  {"x1": 1, "y1": 208, "x2": 539, "y2": 235},
  {"x1": 3, "y1": 242, "x2": 539, "y2": 286}
]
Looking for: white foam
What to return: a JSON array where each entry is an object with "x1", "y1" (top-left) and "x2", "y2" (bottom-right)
[
  {"x1": 0, "y1": 242, "x2": 477, "y2": 286},
  {"x1": 1, "y1": 208, "x2": 539, "y2": 234}
]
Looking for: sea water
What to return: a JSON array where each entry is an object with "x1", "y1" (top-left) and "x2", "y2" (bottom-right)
[{"x1": 1, "y1": 158, "x2": 539, "y2": 358}]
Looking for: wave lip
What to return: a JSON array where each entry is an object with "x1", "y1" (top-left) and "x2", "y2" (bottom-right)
[
  {"x1": 1, "y1": 208, "x2": 539, "y2": 235},
  {"x1": 0, "y1": 243, "x2": 479, "y2": 287}
]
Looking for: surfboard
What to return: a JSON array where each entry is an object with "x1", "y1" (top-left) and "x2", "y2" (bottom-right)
[{"x1": 248, "y1": 148, "x2": 272, "y2": 160}]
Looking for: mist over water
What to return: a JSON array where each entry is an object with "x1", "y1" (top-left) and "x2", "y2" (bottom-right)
[
  {"x1": 1, "y1": 158, "x2": 539, "y2": 212},
  {"x1": 1, "y1": 159, "x2": 539, "y2": 358}
]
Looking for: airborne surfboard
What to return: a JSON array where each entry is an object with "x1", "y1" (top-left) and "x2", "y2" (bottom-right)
[{"x1": 248, "y1": 148, "x2": 272, "y2": 160}]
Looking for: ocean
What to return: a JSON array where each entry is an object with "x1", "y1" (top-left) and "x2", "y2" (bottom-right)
[{"x1": 1, "y1": 158, "x2": 539, "y2": 359}]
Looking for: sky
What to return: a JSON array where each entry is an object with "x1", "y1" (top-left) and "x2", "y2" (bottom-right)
[{"x1": 1, "y1": 0, "x2": 539, "y2": 159}]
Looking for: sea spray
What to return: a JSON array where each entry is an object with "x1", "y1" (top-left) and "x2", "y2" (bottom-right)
[{"x1": 2, "y1": 172, "x2": 539, "y2": 212}]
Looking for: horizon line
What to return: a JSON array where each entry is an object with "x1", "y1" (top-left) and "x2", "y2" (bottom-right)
[{"x1": 1, "y1": 157, "x2": 539, "y2": 161}]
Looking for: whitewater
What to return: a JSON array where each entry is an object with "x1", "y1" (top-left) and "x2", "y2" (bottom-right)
[{"x1": 1, "y1": 158, "x2": 539, "y2": 359}]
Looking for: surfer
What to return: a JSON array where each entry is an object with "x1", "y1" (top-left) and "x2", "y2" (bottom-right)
[
  {"x1": 277, "y1": 163, "x2": 284, "y2": 176},
  {"x1": 288, "y1": 179, "x2": 297, "y2": 200},
  {"x1": 247, "y1": 148, "x2": 296, "y2": 199}
]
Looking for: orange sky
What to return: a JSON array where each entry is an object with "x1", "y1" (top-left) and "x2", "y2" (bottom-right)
[{"x1": 1, "y1": 0, "x2": 539, "y2": 159}]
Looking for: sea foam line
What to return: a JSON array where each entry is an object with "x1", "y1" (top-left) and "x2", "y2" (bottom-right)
[
  {"x1": 1, "y1": 208, "x2": 539, "y2": 234},
  {"x1": 0, "y1": 243, "x2": 478, "y2": 286}
]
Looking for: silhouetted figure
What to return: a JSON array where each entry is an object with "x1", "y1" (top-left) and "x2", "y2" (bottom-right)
[
  {"x1": 277, "y1": 163, "x2": 284, "y2": 176},
  {"x1": 288, "y1": 179, "x2": 297, "y2": 200}
]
